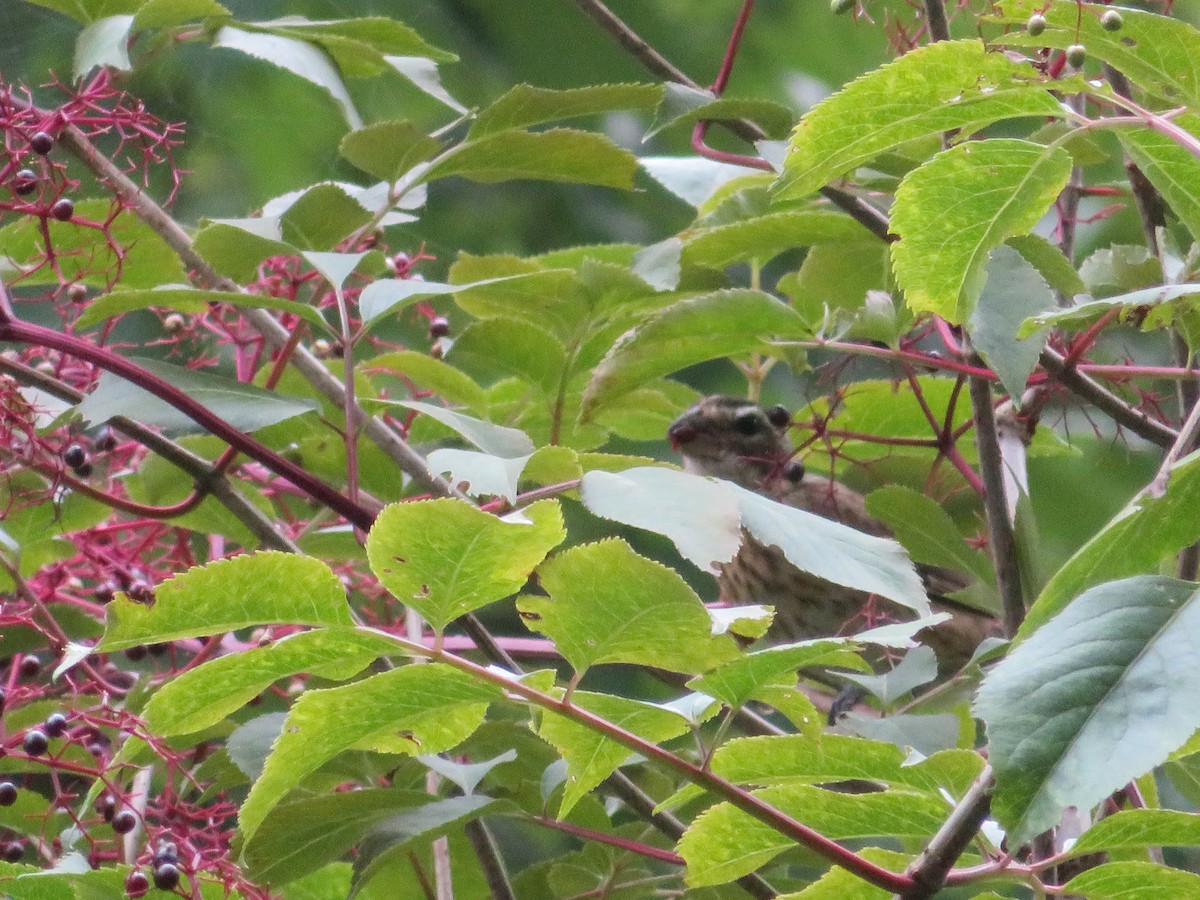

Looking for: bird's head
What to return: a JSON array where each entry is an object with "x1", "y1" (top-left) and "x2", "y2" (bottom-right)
[{"x1": 668, "y1": 396, "x2": 796, "y2": 489}]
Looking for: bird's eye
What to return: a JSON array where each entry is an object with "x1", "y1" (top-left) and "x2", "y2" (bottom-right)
[
  {"x1": 734, "y1": 410, "x2": 763, "y2": 435},
  {"x1": 765, "y1": 405, "x2": 790, "y2": 428}
]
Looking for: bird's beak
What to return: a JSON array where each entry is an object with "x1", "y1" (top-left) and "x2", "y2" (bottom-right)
[{"x1": 667, "y1": 421, "x2": 696, "y2": 451}]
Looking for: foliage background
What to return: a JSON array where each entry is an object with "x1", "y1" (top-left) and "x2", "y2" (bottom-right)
[{"x1": 0, "y1": 0, "x2": 1165, "y2": 568}]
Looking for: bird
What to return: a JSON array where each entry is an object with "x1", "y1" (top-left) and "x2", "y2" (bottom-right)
[{"x1": 667, "y1": 395, "x2": 997, "y2": 675}]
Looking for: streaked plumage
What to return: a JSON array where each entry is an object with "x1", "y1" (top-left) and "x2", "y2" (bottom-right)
[{"x1": 668, "y1": 395, "x2": 995, "y2": 673}]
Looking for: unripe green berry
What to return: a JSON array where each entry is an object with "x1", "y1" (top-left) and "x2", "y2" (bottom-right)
[
  {"x1": 1100, "y1": 9, "x2": 1122, "y2": 31},
  {"x1": 831, "y1": 0, "x2": 855, "y2": 14},
  {"x1": 1027, "y1": 13, "x2": 1046, "y2": 36},
  {"x1": 1066, "y1": 43, "x2": 1087, "y2": 68}
]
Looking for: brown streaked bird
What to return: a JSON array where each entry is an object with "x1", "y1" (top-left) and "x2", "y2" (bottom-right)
[{"x1": 667, "y1": 395, "x2": 996, "y2": 674}]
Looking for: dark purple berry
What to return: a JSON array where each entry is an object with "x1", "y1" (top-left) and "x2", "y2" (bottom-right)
[
  {"x1": 95, "y1": 428, "x2": 117, "y2": 452},
  {"x1": 30, "y1": 132, "x2": 53, "y2": 155},
  {"x1": 111, "y1": 809, "x2": 137, "y2": 834},
  {"x1": 152, "y1": 862, "x2": 180, "y2": 890},
  {"x1": 43, "y1": 713, "x2": 67, "y2": 738},
  {"x1": 428, "y1": 316, "x2": 450, "y2": 339},
  {"x1": 125, "y1": 870, "x2": 149, "y2": 898},
  {"x1": 67, "y1": 283, "x2": 88, "y2": 304},
  {"x1": 152, "y1": 840, "x2": 178, "y2": 866},
  {"x1": 63, "y1": 444, "x2": 86, "y2": 469},
  {"x1": 96, "y1": 581, "x2": 117, "y2": 604},
  {"x1": 2, "y1": 841, "x2": 22, "y2": 862},
  {"x1": 22, "y1": 729, "x2": 48, "y2": 757},
  {"x1": 18, "y1": 656, "x2": 40, "y2": 679},
  {"x1": 148, "y1": 642, "x2": 169, "y2": 656},
  {"x1": 0, "y1": 782, "x2": 17, "y2": 806},
  {"x1": 50, "y1": 198, "x2": 74, "y2": 221},
  {"x1": 123, "y1": 645, "x2": 147, "y2": 661},
  {"x1": 12, "y1": 169, "x2": 37, "y2": 196},
  {"x1": 72, "y1": 461, "x2": 93, "y2": 478}
]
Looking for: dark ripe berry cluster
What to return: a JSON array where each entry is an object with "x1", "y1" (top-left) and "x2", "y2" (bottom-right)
[{"x1": 50, "y1": 198, "x2": 74, "y2": 221}]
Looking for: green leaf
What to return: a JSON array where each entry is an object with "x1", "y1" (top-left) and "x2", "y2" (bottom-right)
[
  {"x1": 581, "y1": 467, "x2": 742, "y2": 573},
  {"x1": 133, "y1": 0, "x2": 230, "y2": 31},
  {"x1": 471, "y1": 83, "x2": 662, "y2": 138},
  {"x1": 75, "y1": 15, "x2": 133, "y2": 76},
  {"x1": 1063, "y1": 861, "x2": 1200, "y2": 900},
  {"x1": 367, "y1": 351, "x2": 487, "y2": 413},
  {"x1": 689, "y1": 639, "x2": 869, "y2": 710},
  {"x1": 976, "y1": 576, "x2": 1200, "y2": 845},
  {"x1": 647, "y1": 83, "x2": 794, "y2": 140},
  {"x1": 641, "y1": 155, "x2": 757, "y2": 207},
  {"x1": 281, "y1": 185, "x2": 371, "y2": 251},
  {"x1": 262, "y1": 16, "x2": 456, "y2": 65},
  {"x1": 1022, "y1": 451, "x2": 1200, "y2": 637},
  {"x1": 582, "y1": 290, "x2": 809, "y2": 417},
  {"x1": 996, "y1": 0, "x2": 1200, "y2": 106},
  {"x1": 1019, "y1": 283, "x2": 1200, "y2": 338},
  {"x1": 192, "y1": 217, "x2": 295, "y2": 282},
  {"x1": 98, "y1": 551, "x2": 353, "y2": 651},
  {"x1": 387, "y1": 400, "x2": 535, "y2": 457},
  {"x1": 780, "y1": 241, "x2": 890, "y2": 328},
  {"x1": 681, "y1": 210, "x2": 872, "y2": 268},
  {"x1": 387, "y1": 56, "x2": 467, "y2": 112},
  {"x1": 76, "y1": 357, "x2": 318, "y2": 436},
  {"x1": 1006, "y1": 233, "x2": 1086, "y2": 300},
  {"x1": 242, "y1": 788, "x2": 479, "y2": 885},
  {"x1": 143, "y1": 628, "x2": 401, "y2": 736},
  {"x1": 76, "y1": 287, "x2": 330, "y2": 332},
  {"x1": 775, "y1": 39, "x2": 1069, "y2": 201},
  {"x1": 678, "y1": 784, "x2": 947, "y2": 886},
  {"x1": 734, "y1": 480, "x2": 931, "y2": 615},
  {"x1": 447, "y1": 317, "x2": 568, "y2": 395},
  {"x1": 865, "y1": 485, "x2": 993, "y2": 585},
  {"x1": 784, "y1": 847, "x2": 911, "y2": 900},
  {"x1": 366, "y1": 499, "x2": 564, "y2": 632},
  {"x1": 711, "y1": 732, "x2": 985, "y2": 797},
  {"x1": 538, "y1": 691, "x2": 692, "y2": 817},
  {"x1": 350, "y1": 796, "x2": 504, "y2": 897},
  {"x1": 213, "y1": 26, "x2": 361, "y2": 128},
  {"x1": 1119, "y1": 115, "x2": 1200, "y2": 240},
  {"x1": 844, "y1": 645, "x2": 939, "y2": 702},
  {"x1": 358, "y1": 273, "x2": 552, "y2": 324},
  {"x1": 890, "y1": 139, "x2": 1073, "y2": 323},
  {"x1": 1071, "y1": 809, "x2": 1200, "y2": 855},
  {"x1": 516, "y1": 538, "x2": 738, "y2": 676},
  {"x1": 581, "y1": 467, "x2": 930, "y2": 615},
  {"x1": 339, "y1": 121, "x2": 441, "y2": 183},
  {"x1": 968, "y1": 244, "x2": 1055, "y2": 401},
  {"x1": 425, "y1": 449, "x2": 530, "y2": 502},
  {"x1": 630, "y1": 237, "x2": 682, "y2": 291},
  {"x1": 238, "y1": 663, "x2": 499, "y2": 843},
  {"x1": 417, "y1": 128, "x2": 638, "y2": 189}
]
